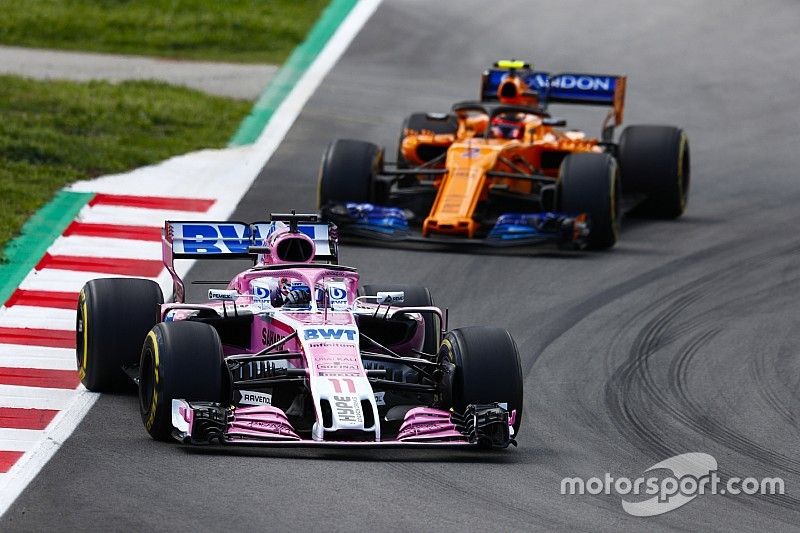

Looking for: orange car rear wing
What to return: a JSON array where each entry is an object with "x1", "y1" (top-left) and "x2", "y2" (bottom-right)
[{"x1": 481, "y1": 69, "x2": 627, "y2": 127}]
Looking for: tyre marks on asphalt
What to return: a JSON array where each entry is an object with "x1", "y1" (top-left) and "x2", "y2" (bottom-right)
[
  {"x1": 0, "y1": 193, "x2": 215, "y2": 494},
  {"x1": 601, "y1": 238, "x2": 800, "y2": 516}
]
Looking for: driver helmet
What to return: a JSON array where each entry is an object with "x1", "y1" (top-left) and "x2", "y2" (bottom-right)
[{"x1": 490, "y1": 112, "x2": 526, "y2": 139}]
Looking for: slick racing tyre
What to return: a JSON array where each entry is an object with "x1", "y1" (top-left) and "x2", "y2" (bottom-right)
[
  {"x1": 438, "y1": 327, "x2": 523, "y2": 434},
  {"x1": 397, "y1": 112, "x2": 458, "y2": 171},
  {"x1": 77, "y1": 278, "x2": 163, "y2": 392},
  {"x1": 618, "y1": 125, "x2": 690, "y2": 219},
  {"x1": 139, "y1": 321, "x2": 224, "y2": 441},
  {"x1": 360, "y1": 284, "x2": 440, "y2": 355},
  {"x1": 318, "y1": 139, "x2": 385, "y2": 207},
  {"x1": 558, "y1": 152, "x2": 621, "y2": 250}
]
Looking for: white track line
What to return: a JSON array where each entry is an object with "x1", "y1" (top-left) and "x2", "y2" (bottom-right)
[
  {"x1": 69, "y1": 147, "x2": 251, "y2": 199},
  {"x1": 0, "y1": 389, "x2": 98, "y2": 514}
]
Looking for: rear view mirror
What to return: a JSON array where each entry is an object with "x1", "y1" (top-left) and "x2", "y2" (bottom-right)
[
  {"x1": 542, "y1": 117, "x2": 567, "y2": 127},
  {"x1": 376, "y1": 291, "x2": 404, "y2": 305}
]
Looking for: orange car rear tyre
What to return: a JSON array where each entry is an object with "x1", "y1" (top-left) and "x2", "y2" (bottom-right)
[
  {"x1": 558, "y1": 153, "x2": 621, "y2": 250},
  {"x1": 618, "y1": 125, "x2": 690, "y2": 219}
]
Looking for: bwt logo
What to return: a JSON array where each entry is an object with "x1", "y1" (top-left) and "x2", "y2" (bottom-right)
[
  {"x1": 329, "y1": 287, "x2": 347, "y2": 300},
  {"x1": 177, "y1": 223, "x2": 317, "y2": 254},
  {"x1": 303, "y1": 328, "x2": 357, "y2": 341}
]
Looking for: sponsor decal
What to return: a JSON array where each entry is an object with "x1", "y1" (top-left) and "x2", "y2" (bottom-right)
[
  {"x1": 374, "y1": 391, "x2": 386, "y2": 406},
  {"x1": 303, "y1": 327, "x2": 357, "y2": 341},
  {"x1": 317, "y1": 362, "x2": 361, "y2": 373},
  {"x1": 327, "y1": 282, "x2": 349, "y2": 311},
  {"x1": 550, "y1": 74, "x2": 612, "y2": 91},
  {"x1": 376, "y1": 291, "x2": 404, "y2": 305},
  {"x1": 251, "y1": 279, "x2": 271, "y2": 299},
  {"x1": 173, "y1": 222, "x2": 320, "y2": 254},
  {"x1": 239, "y1": 390, "x2": 272, "y2": 406},
  {"x1": 332, "y1": 395, "x2": 362, "y2": 423},
  {"x1": 208, "y1": 289, "x2": 239, "y2": 300},
  {"x1": 461, "y1": 147, "x2": 481, "y2": 158},
  {"x1": 261, "y1": 327, "x2": 285, "y2": 347}
]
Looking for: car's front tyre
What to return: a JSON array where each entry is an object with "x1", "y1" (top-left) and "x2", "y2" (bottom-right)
[{"x1": 139, "y1": 321, "x2": 224, "y2": 441}]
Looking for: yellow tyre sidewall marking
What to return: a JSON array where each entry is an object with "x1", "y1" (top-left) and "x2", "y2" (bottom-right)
[
  {"x1": 78, "y1": 290, "x2": 88, "y2": 380},
  {"x1": 441, "y1": 337, "x2": 454, "y2": 363},
  {"x1": 144, "y1": 330, "x2": 160, "y2": 430}
]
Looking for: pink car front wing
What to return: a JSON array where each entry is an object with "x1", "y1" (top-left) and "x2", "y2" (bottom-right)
[{"x1": 172, "y1": 400, "x2": 517, "y2": 449}]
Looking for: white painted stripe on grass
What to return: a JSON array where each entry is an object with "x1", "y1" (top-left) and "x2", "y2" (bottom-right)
[
  {"x1": 48, "y1": 235, "x2": 161, "y2": 260},
  {"x1": 0, "y1": 428, "x2": 43, "y2": 452},
  {"x1": 0, "y1": 385, "x2": 75, "y2": 410},
  {"x1": 0, "y1": 388, "x2": 98, "y2": 516},
  {"x1": 0, "y1": 306, "x2": 75, "y2": 331},
  {"x1": 0, "y1": 346, "x2": 75, "y2": 370}
]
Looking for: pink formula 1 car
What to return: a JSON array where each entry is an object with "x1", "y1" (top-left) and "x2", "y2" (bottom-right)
[{"x1": 77, "y1": 213, "x2": 523, "y2": 448}]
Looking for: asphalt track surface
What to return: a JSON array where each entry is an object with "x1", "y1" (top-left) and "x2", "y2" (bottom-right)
[{"x1": 4, "y1": 1, "x2": 800, "y2": 531}]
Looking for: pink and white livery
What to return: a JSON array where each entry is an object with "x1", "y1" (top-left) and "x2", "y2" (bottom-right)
[{"x1": 76, "y1": 213, "x2": 523, "y2": 448}]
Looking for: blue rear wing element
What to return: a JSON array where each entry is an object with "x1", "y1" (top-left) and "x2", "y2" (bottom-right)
[
  {"x1": 481, "y1": 69, "x2": 626, "y2": 124},
  {"x1": 164, "y1": 221, "x2": 335, "y2": 261}
]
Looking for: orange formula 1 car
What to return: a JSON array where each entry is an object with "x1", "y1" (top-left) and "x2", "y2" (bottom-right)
[{"x1": 318, "y1": 60, "x2": 690, "y2": 250}]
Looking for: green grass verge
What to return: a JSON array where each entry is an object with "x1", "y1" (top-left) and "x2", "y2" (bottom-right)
[
  {"x1": 0, "y1": 74, "x2": 251, "y2": 256},
  {"x1": 0, "y1": 0, "x2": 329, "y2": 64}
]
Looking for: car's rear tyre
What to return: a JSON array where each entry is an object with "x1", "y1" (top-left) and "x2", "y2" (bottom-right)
[
  {"x1": 397, "y1": 112, "x2": 458, "y2": 172},
  {"x1": 77, "y1": 278, "x2": 163, "y2": 392},
  {"x1": 139, "y1": 321, "x2": 224, "y2": 441},
  {"x1": 558, "y1": 152, "x2": 621, "y2": 250},
  {"x1": 359, "y1": 284, "x2": 440, "y2": 355},
  {"x1": 318, "y1": 139, "x2": 384, "y2": 208},
  {"x1": 618, "y1": 125, "x2": 690, "y2": 219},
  {"x1": 438, "y1": 326, "x2": 523, "y2": 434}
]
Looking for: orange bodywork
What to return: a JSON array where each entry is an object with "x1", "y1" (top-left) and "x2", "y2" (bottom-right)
[{"x1": 401, "y1": 114, "x2": 603, "y2": 238}]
